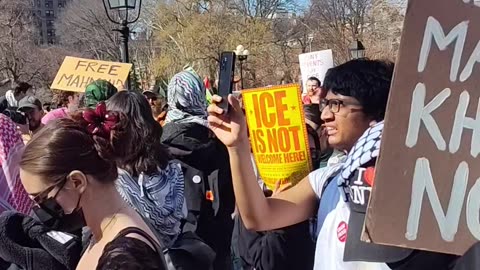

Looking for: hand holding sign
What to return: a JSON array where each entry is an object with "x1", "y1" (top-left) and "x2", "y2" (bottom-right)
[{"x1": 207, "y1": 94, "x2": 249, "y2": 148}]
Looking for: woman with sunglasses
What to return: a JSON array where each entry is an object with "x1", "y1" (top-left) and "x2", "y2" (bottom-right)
[{"x1": 19, "y1": 103, "x2": 166, "y2": 270}]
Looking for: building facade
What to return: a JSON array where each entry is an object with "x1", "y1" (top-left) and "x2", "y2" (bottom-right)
[{"x1": 32, "y1": 0, "x2": 68, "y2": 44}]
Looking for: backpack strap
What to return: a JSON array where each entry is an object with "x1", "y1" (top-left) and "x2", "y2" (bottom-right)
[
  {"x1": 112, "y1": 227, "x2": 169, "y2": 269},
  {"x1": 309, "y1": 174, "x2": 339, "y2": 241},
  {"x1": 114, "y1": 227, "x2": 163, "y2": 256},
  {"x1": 171, "y1": 159, "x2": 207, "y2": 233}
]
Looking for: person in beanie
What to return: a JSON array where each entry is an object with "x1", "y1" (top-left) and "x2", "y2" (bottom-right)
[
  {"x1": 84, "y1": 80, "x2": 118, "y2": 108},
  {"x1": 161, "y1": 69, "x2": 235, "y2": 270}
]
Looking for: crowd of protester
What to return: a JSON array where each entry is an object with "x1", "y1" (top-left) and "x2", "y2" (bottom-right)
[{"x1": 0, "y1": 60, "x2": 479, "y2": 270}]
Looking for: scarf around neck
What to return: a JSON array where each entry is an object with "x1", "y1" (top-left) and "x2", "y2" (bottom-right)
[
  {"x1": 115, "y1": 160, "x2": 187, "y2": 248},
  {"x1": 0, "y1": 115, "x2": 32, "y2": 214}
]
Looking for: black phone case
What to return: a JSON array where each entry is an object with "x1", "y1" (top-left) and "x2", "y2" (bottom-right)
[{"x1": 217, "y1": 52, "x2": 236, "y2": 112}]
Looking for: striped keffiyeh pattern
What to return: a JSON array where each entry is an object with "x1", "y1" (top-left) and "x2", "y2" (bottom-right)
[
  {"x1": 116, "y1": 160, "x2": 187, "y2": 248},
  {"x1": 165, "y1": 70, "x2": 209, "y2": 127}
]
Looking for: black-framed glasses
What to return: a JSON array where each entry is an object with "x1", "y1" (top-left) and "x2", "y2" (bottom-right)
[
  {"x1": 31, "y1": 178, "x2": 67, "y2": 205},
  {"x1": 320, "y1": 99, "x2": 362, "y2": 113}
]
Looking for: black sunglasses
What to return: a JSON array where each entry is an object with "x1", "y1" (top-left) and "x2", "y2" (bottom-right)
[{"x1": 32, "y1": 178, "x2": 67, "y2": 205}]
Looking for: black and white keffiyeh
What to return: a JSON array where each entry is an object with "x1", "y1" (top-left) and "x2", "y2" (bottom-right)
[
  {"x1": 116, "y1": 161, "x2": 187, "y2": 248},
  {"x1": 337, "y1": 121, "x2": 384, "y2": 202}
]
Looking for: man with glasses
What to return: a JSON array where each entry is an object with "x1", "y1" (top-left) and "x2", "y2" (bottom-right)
[
  {"x1": 303, "y1": 77, "x2": 323, "y2": 105},
  {"x1": 207, "y1": 59, "x2": 394, "y2": 270}
]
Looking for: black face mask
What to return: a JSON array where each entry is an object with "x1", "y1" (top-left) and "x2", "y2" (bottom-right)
[{"x1": 32, "y1": 187, "x2": 86, "y2": 233}]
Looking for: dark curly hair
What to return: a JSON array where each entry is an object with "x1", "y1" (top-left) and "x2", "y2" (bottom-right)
[
  {"x1": 323, "y1": 59, "x2": 394, "y2": 121},
  {"x1": 52, "y1": 90, "x2": 77, "y2": 108}
]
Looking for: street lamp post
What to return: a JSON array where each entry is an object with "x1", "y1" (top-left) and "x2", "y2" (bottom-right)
[
  {"x1": 119, "y1": 21, "x2": 130, "y2": 65},
  {"x1": 103, "y1": 0, "x2": 142, "y2": 90},
  {"x1": 349, "y1": 39, "x2": 366, "y2": 60},
  {"x1": 235, "y1": 45, "x2": 249, "y2": 89},
  {"x1": 307, "y1": 34, "x2": 314, "y2": 52}
]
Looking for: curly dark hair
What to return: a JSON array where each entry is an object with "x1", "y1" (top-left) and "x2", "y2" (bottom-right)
[{"x1": 52, "y1": 90, "x2": 77, "y2": 107}]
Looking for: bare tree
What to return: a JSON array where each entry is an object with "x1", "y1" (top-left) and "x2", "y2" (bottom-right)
[
  {"x1": 307, "y1": 0, "x2": 404, "y2": 63},
  {"x1": 56, "y1": 0, "x2": 122, "y2": 61},
  {"x1": 0, "y1": 0, "x2": 37, "y2": 82},
  {"x1": 0, "y1": 0, "x2": 67, "y2": 89},
  {"x1": 228, "y1": 0, "x2": 296, "y2": 18},
  {"x1": 362, "y1": 0, "x2": 404, "y2": 61}
]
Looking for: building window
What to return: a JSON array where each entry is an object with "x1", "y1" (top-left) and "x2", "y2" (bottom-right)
[
  {"x1": 48, "y1": 38, "x2": 55, "y2": 45},
  {"x1": 37, "y1": 0, "x2": 41, "y2": 7},
  {"x1": 45, "y1": 10, "x2": 54, "y2": 17},
  {"x1": 58, "y1": 2, "x2": 65, "y2": 8},
  {"x1": 45, "y1": 2, "x2": 50, "y2": 8},
  {"x1": 47, "y1": 20, "x2": 54, "y2": 26},
  {"x1": 47, "y1": 29, "x2": 55, "y2": 37}
]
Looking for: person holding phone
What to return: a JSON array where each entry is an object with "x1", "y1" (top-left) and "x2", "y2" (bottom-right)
[
  {"x1": 17, "y1": 96, "x2": 44, "y2": 144},
  {"x1": 207, "y1": 59, "x2": 394, "y2": 270}
]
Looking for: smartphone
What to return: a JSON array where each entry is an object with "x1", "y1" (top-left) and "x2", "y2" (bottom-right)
[{"x1": 217, "y1": 52, "x2": 236, "y2": 112}]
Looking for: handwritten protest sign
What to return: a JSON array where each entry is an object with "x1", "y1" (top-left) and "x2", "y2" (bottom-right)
[
  {"x1": 366, "y1": 0, "x2": 480, "y2": 255},
  {"x1": 242, "y1": 84, "x2": 312, "y2": 190},
  {"x1": 51, "y1": 56, "x2": 132, "y2": 92},
  {"x1": 299, "y1": 50, "x2": 334, "y2": 94}
]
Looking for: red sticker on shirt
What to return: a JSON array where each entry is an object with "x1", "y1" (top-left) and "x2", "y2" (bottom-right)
[
  {"x1": 364, "y1": 167, "x2": 376, "y2": 186},
  {"x1": 337, "y1": 221, "x2": 348, "y2": 243},
  {"x1": 206, "y1": 190, "x2": 214, "y2": 201}
]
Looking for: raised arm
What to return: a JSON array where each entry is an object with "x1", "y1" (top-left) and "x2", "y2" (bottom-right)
[{"x1": 208, "y1": 95, "x2": 317, "y2": 231}]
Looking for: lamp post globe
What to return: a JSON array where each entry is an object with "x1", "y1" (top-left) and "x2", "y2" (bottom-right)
[
  {"x1": 235, "y1": 45, "x2": 249, "y2": 89},
  {"x1": 349, "y1": 39, "x2": 366, "y2": 60},
  {"x1": 236, "y1": 45, "x2": 245, "y2": 54},
  {"x1": 108, "y1": 0, "x2": 137, "y2": 9},
  {"x1": 103, "y1": 0, "x2": 142, "y2": 90}
]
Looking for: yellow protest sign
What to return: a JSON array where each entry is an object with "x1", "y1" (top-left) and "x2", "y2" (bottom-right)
[
  {"x1": 51, "y1": 56, "x2": 132, "y2": 92},
  {"x1": 242, "y1": 84, "x2": 312, "y2": 190}
]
